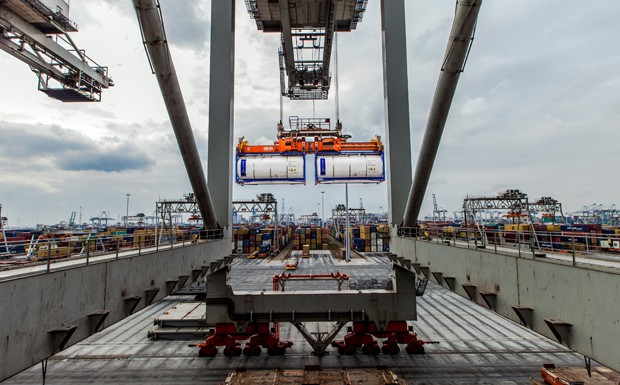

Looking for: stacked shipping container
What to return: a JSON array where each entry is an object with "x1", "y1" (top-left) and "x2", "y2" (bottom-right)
[
  {"x1": 422, "y1": 222, "x2": 619, "y2": 253},
  {"x1": 293, "y1": 226, "x2": 327, "y2": 250},
  {"x1": 350, "y1": 224, "x2": 390, "y2": 252},
  {"x1": 233, "y1": 225, "x2": 293, "y2": 254}
]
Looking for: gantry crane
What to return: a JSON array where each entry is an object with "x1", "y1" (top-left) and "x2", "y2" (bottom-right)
[
  {"x1": 129, "y1": 0, "x2": 483, "y2": 361},
  {"x1": 245, "y1": 0, "x2": 368, "y2": 100},
  {"x1": 0, "y1": 0, "x2": 113, "y2": 101},
  {"x1": 432, "y1": 194, "x2": 448, "y2": 222}
]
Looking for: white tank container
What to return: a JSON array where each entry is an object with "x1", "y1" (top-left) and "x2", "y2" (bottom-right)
[
  {"x1": 236, "y1": 155, "x2": 305, "y2": 184},
  {"x1": 316, "y1": 154, "x2": 384, "y2": 183}
]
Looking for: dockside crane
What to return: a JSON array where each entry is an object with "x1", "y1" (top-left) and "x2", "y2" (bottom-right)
[
  {"x1": 246, "y1": 0, "x2": 368, "y2": 100},
  {"x1": 432, "y1": 194, "x2": 448, "y2": 222},
  {"x1": 0, "y1": 0, "x2": 114, "y2": 101}
]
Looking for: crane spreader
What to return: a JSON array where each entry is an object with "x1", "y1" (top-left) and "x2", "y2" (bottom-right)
[{"x1": 236, "y1": 117, "x2": 385, "y2": 185}]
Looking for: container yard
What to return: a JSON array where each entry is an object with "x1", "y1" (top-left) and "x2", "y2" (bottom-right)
[
  {"x1": 414, "y1": 190, "x2": 620, "y2": 259},
  {"x1": 0, "y1": 224, "x2": 205, "y2": 269}
]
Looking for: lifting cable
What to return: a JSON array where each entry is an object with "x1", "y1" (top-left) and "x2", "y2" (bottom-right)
[{"x1": 334, "y1": 27, "x2": 340, "y2": 123}]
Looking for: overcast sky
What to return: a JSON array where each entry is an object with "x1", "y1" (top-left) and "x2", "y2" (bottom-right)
[{"x1": 1, "y1": 0, "x2": 619, "y2": 227}]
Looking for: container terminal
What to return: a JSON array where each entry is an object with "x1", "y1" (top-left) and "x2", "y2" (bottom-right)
[{"x1": 1, "y1": 0, "x2": 619, "y2": 384}]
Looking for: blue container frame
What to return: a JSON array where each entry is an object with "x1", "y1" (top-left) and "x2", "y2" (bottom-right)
[
  {"x1": 314, "y1": 151, "x2": 386, "y2": 184},
  {"x1": 235, "y1": 152, "x2": 307, "y2": 185}
]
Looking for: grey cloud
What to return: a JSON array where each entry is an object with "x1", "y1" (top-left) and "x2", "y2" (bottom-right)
[
  {"x1": 159, "y1": 0, "x2": 210, "y2": 51},
  {"x1": 80, "y1": 0, "x2": 210, "y2": 51},
  {"x1": 57, "y1": 144, "x2": 152, "y2": 172},
  {"x1": 0, "y1": 121, "x2": 154, "y2": 172}
]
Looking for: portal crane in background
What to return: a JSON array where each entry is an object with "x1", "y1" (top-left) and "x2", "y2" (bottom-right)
[
  {"x1": 432, "y1": 194, "x2": 447, "y2": 222},
  {"x1": 573, "y1": 203, "x2": 619, "y2": 225},
  {"x1": 0, "y1": 0, "x2": 113, "y2": 101}
]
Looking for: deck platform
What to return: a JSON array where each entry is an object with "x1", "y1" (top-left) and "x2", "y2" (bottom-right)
[{"x1": 2, "y1": 254, "x2": 587, "y2": 384}]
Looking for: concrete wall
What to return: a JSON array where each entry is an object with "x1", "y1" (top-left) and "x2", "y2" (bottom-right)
[
  {"x1": 393, "y1": 238, "x2": 620, "y2": 371},
  {"x1": 0, "y1": 239, "x2": 229, "y2": 381}
]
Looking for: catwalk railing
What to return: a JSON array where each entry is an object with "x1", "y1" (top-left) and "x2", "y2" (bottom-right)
[
  {"x1": 398, "y1": 225, "x2": 620, "y2": 267},
  {"x1": 0, "y1": 228, "x2": 224, "y2": 274}
]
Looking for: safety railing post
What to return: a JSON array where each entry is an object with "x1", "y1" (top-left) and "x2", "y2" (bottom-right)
[
  {"x1": 138, "y1": 239, "x2": 141, "y2": 256},
  {"x1": 47, "y1": 241, "x2": 51, "y2": 273},
  {"x1": 494, "y1": 231, "x2": 498, "y2": 253},
  {"x1": 572, "y1": 237, "x2": 576, "y2": 266},
  {"x1": 517, "y1": 231, "x2": 521, "y2": 258},
  {"x1": 86, "y1": 240, "x2": 91, "y2": 266},
  {"x1": 116, "y1": 239, "x2": 120, "y2": 260},
  {"x1": 466, "y1": 228, "x2": 470, "y2": 249}
]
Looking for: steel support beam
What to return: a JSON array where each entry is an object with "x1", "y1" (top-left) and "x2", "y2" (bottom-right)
[
  {"x1": 0, "y1": 36, "x2": 65, "y2": 80},
  {"x1": 402, "y1": 0, "x2": 482, "y2": 227},
  {"x1": 278, "y1": 0, "x2": 295, "y2": 83},
  {"x1": 207, "y1": 0, "x2": 235, "y2": 229},
  {"x1": 133, "y1": 0, "x2": 219, "y2": 230},
  {"x1": 321, "y1": 0, "x2": 336, "y2": 80},
  {"x1": 292, "y1": 320, "x2": 346, "y2": 356},
  {"x1": 380, "y1": 0, "x2": 412, "y2": 226}
]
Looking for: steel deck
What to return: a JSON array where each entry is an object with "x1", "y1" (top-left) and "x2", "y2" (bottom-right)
[{"x1": 2, "y1": 254, "x2": 585, "y2": 384}]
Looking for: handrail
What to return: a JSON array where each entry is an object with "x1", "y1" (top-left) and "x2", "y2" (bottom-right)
[
  {"x1": 0, "y1": 228, "x2": 224, "y2": 273},
  {"x1": 397, "y1": 225, "x2": 620, "y2": 267}
]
